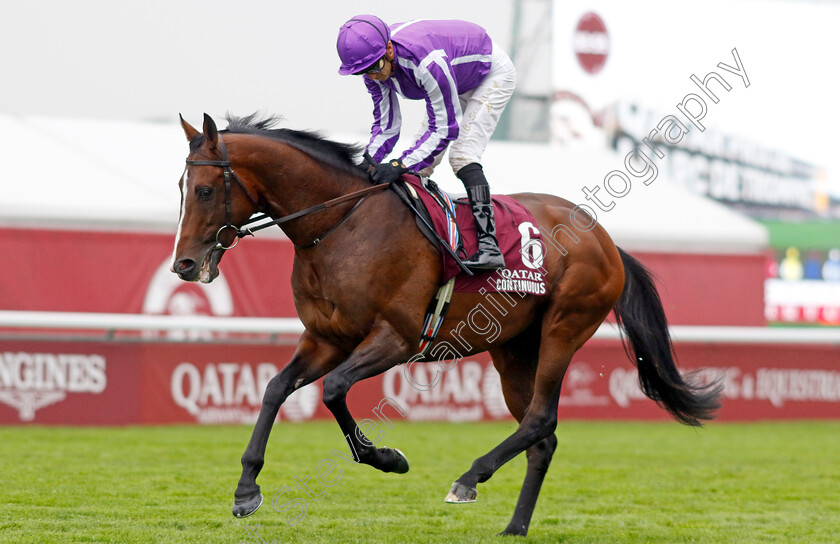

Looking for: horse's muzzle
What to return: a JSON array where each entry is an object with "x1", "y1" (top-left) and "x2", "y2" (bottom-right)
[
  {"x1": 172, "y1": 248, "x2": 225, "y2": 283},
  {"x1": 173, "y1": 258, "x2": 199, "y2": 281}
]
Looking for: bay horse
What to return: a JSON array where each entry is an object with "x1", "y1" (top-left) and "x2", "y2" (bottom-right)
[{"x1": 171, "y1": 113, "x2": 721, "y2": 536}]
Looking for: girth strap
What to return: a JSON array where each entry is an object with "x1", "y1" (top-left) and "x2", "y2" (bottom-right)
[{"x1": 418, "y1": 278, "x2": 456, "y2": 356}]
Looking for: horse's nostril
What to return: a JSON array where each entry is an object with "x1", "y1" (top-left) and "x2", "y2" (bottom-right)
[{"x1": 176, "y1": 259, "x2": 196, "y2": 274}]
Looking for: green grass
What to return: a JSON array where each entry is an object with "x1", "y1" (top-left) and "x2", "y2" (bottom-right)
[
  {"x1": 0, "y1": 421, "x2": 838, "y2": 543},
  {"x1": 758, "y1": 219, "x2": 840, "y2": 251}
]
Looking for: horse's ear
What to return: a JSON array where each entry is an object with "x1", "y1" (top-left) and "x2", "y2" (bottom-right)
[
  {"x1": 203, "y1": 113, "x2": 219, "y2": 147},
  {"x1": 180, "y1": 114, "x2": 200, "y2": 141}
]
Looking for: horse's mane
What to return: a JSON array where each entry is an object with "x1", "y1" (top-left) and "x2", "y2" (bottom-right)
[{"x1": 223, "y1": 113, "x2": 367, "y2": 178}]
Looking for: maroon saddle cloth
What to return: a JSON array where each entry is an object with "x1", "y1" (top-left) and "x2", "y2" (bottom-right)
[{"x1": 401, "y1": 174, "x2": 547, "y2": 295}]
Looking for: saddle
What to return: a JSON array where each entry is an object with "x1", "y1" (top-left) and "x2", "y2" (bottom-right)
[
  {"x1": 391, "y1": 176, "x2": 465, "y2": 263},
  {"x1": 391, "y1": 174, "x2": 548, "y2": 355},
  {"x1": 393, "y1": 174, "x2": 547, "y2": 293}
]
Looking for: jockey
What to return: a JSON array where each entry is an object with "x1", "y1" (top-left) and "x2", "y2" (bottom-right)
[{"x1": 336, "y1": 15, "x2": 517, "y2": 272}]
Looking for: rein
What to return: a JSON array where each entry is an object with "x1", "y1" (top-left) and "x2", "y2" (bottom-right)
[
  {"x1": 185, "y1": 134, "x2": 390, "y2": 249},
  {"x1": 239, "y1": 182, "x2": 390, "y2": 248}
]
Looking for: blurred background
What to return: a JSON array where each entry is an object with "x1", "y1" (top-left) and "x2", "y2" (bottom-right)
[{"x1": 1, "y1": 0, "x2": 839, "y2": 425}]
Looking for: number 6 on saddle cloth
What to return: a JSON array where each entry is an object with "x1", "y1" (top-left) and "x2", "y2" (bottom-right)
[{"x1": 392, "y1": 173, "x2": 549, "y2": 355}]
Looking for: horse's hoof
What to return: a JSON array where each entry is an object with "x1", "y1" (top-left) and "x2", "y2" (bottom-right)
[
  {"x1": 498, "y1": 524, "x2": 528, "y2": 537},
  {"x1": 232, "y1": 493, "x2": 263, "y2": 518},
  {"x1": 392, "y1": 448, "x2": 410, "y2": 474},
  {"x1": 444, "y1": 481, "x2": 477, "y2": 503}
]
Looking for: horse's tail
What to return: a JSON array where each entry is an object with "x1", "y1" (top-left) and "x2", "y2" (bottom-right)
[{"x1": 613, "y1": 247, "x2": 723, "y2": 426}]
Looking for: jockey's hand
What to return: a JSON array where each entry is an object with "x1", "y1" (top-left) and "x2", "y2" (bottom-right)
[
  {"x1": 357, "y1": 152, "x2": 375, "y2": 174},
  {"x1": 369, "y1": 156, "x2": 409, "y2": 185}
]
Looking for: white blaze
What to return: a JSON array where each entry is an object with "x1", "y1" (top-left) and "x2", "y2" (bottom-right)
[{"x1": 171, "y1": 167, "x2": 189, "y2": 271}]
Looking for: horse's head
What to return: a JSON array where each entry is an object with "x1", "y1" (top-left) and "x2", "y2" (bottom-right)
[{"x1": 171, "y1": 114, "x2": 260, "y2": 283}]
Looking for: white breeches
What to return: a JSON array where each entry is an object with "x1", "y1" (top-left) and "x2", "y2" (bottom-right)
[{"x1": 414, "y1": 43, "x2": 517, "y2": 178}]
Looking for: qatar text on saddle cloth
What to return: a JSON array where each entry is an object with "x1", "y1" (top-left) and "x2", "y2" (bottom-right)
[{"x1": 402, "y1": 174, "x2": 547, "y2": 296}]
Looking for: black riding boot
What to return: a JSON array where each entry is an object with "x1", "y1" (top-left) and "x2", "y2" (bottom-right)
[{"x1": 457, "y1": 163, "x2": 505, "y2": 271}]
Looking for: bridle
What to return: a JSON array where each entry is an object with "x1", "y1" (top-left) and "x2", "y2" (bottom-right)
[
  {"x1": 184, "y1": 135, "x2": 260, "y2": 250},
  {"x1": 184, "y1": 134, "x2": 390, "y2": 250}
]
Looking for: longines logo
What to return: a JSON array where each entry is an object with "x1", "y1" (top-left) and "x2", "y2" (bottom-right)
[{"x1": 0, "y1": 351, "x2": 107, "y2": 421}]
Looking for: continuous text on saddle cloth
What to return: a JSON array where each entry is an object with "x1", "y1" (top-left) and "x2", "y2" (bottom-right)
[
  {"x1": 578, "y1": 48, "x2": 750, "y2": 216},
  {"x1": 494, "y1": 268, "x2": 545, "y2": 295}
]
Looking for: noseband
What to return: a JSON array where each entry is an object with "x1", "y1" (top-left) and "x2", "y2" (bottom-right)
[{"x1": 184, "y1": 134, "x2": 391, "y2": 250}]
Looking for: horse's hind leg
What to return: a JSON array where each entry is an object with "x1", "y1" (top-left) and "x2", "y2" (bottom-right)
[
  {"x1": 233, "y1": 332, "x2": 345, "y2": 518},
  {"x1": 446, "y1": 329, "x2": 559, "y2": 535},
  {"x1": 504, "y1": 435, "x2": 558, "y2": 535},
  {"x1": 447, "y1": 305, "x2": 608, "y2": 536},
  {"x1": 443, "y1": 196, "x2": 624, "y2": 534},
  {"x1": 486, "y1": 335, "x2": 560, "y2": 536},
  {"x1": 446, "y1": 354, "x2": 567, "y2": 502}
]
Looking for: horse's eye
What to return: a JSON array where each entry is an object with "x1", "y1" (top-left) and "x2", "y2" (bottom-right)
[{"x1": 196, "y1": 186, "x2": 213, "y2": 201}]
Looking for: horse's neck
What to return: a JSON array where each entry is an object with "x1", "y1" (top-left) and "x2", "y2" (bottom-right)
[{"x1": 249, "y1": 140, "x2": 374, "y2": 245}]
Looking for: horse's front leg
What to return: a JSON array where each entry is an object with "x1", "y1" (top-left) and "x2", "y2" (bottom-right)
[
  {"x1": 321, "y1": 322, "x2": 414, "y2": 474},
  {"x1": 233, "y1": 332, "x2": 345, "y2": 517}
]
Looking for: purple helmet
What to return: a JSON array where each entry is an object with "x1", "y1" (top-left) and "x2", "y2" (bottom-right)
[{"x1": 336, "y1": 15, "x2": 390, "y2": 75}]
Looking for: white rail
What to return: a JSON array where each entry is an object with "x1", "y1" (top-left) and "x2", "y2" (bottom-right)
[
  {"x1": 0, "y1": 311, "x2": 304, "y2": 335},
  {"x1": 0, "y1": 311, "x2": 839, "y2": 345},
  {"x1": 593, "y1": 323, "x2": 840, "y2": 345}
]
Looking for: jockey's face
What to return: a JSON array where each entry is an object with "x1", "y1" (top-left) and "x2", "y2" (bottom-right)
[{"x1": 366, "y1": 42, "x2": 395, "y2": 82}]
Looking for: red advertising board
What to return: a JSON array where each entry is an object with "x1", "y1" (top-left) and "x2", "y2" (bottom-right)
[
  {"x1": 564, "y1": 341, "x2": 840, "y2": 421},
  {"x1": 0, "y1": 227, "x2": 298, "y2": 318},
  {"x1": 0, "y1": 342, "x2": 142, "y2": 424},
  {"x1": 0, "y1": 227, "x2": 764, "y2": 326},
  {"x1": 0, "y1": 225, "x2": 799, "y2": 425},
  {"x1": 1, "y1": 338, "x2": 838, "y2": 425}
]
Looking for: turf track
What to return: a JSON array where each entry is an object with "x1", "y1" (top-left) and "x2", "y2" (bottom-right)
[{"x1": 0, "y1": 421, "x2": 837, "y2": 543}]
